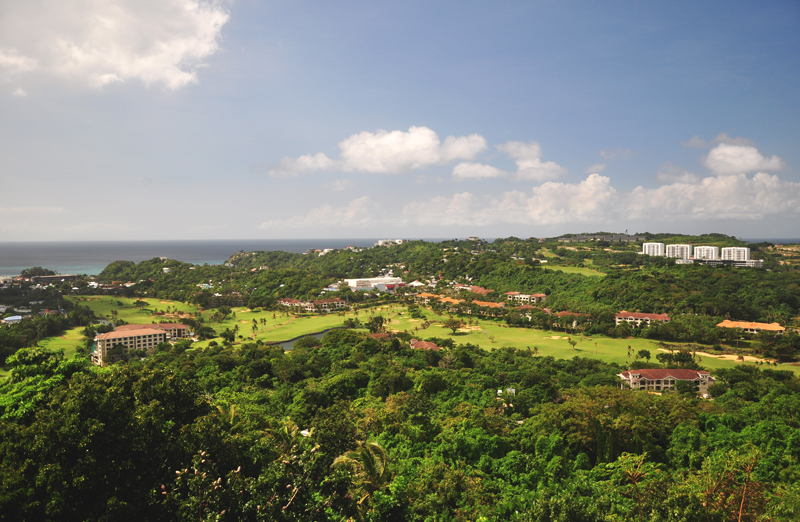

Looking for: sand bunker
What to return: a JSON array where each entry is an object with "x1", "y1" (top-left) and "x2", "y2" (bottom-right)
[{"x1": 657, "y1": 348, "x2": 774, "y2": 364}]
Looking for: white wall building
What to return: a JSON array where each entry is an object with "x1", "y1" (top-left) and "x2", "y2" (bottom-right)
[
  {"x1": 693, "y1": 246, "x2": 719, "y2": 260},
  {"x1": 642, "y1": 242, "x2": 665, "y2": 256},
  {"x1": 666, "y1": 244, "x2": 692, "y2": 259},
  {"x1": 343, "y1": 277, "x2": 403, "y2": 291},
  {"x1": 721, "y1": 247, "x2": 750, "y2": 261}
]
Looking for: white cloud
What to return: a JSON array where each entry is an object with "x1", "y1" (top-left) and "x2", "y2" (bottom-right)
[
  {"x1": 628, "y1": 173, "x2": 800, "y2": 220},
  {"x1": 0, "y1": 48, "x2": 37, "y2": 73},
  {"x1": 584, "y1": 163, "x2": 606, "y2": 174},
  {"x1": 258, "y1": 196, "x2": 379, "y2": 229},
  {"x1": 653, "y1": 162, "x2": 700, "y2": 184},
  {"x1": 269, "y1": 126, "x2": 487, "y2": 178},
  {"x1": 702, "y1": 143, "x2": 785, "y2": 176},
  {"x1": 404, "y1": 174, "x2": 618, "y2": 227},
  {"x1": 0, "y1": 0, "x2": 230, "y2": 90},
  {"x1": 338, "y1": 126, "x2": 485, "y2": 173},
  {"x1": 599, "y1": 148, "x2": 632, "y2": 160},
  {"x1": 682, "y1": 133, "x2": 755, "y2": 149},
  {"x1": 452, "y1": 162, "x2": 505, "y2": 180},
  {"x1": 11, "y1": 87, "x2": 26, "y2": 97},
  {"x1": 496, "y1": 141, "x2": 567, "y2": 182},
  {"x1": 268, "y1": 152, "x2": 336, "y2": 178}
]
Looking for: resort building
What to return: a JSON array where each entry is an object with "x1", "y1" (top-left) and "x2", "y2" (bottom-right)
[
  {"x1": 716, "y1": 320, "x2": 785, "y2": 335},
  {"x1": 343, "y1": 277, "x2": 404, "y2": 291},
  {"x1": 642, "y1": 242, "x2": 665, "y2": 256},
  {"x1": 693, "y1": 246, "x2": 719, "y2": 260},
  {"x1": 721, "y1": 247, "x2": 750, "y2": 261},
  {"x1": 666, "y1": 244, "x2": 691, "y2": 260},
  {"x1": 92, "y1": 323, "x2": 191, "y2": 366},
  {"x1": 615, "y1": 311, "x2": 671, "y2": 328},
  {"x1": 618, "y1": 369, "x2": 715, "y2": 394}
]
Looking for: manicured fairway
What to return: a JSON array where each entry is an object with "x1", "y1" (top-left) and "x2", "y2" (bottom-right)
[
  {"x1": 66, "y1": 296, "x2": 200, "y2": 324},
  {"x1": 55, "y1": 298, "x2": 800, "y2": 375},
  {"x1": 38, "y1": 326, "x2": 85, "y2": 358}
]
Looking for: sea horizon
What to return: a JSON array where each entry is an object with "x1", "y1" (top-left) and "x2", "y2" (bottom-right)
[
  {"x1": 1, "y1": 236, "x2": 797, "y2": 278},
  {"x1": 0, "y1": 238, "x2": 452, "y2": 277}
]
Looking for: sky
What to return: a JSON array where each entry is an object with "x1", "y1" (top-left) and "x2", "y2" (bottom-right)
[{"x1": 0, "y1": 0, "x2": 799, "y2": 241}]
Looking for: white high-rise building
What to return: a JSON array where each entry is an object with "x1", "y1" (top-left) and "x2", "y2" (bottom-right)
[
  {"x1": 721, "y1": 247, "x2": 750, "y2": 261},
  {"x1": 666, "y1": 244, "x2": 691, "y2": 259},
  {"x1": 693, "y1": 246, "x2": 719, "y2": 260},
  {"x1": 642, "y1": 242, "x2": 665, "y2": 256}
]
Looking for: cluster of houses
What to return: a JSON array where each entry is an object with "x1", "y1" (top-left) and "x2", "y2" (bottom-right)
[{"x1": 642, "y1": 244, "x2": 763, "y2": 268}]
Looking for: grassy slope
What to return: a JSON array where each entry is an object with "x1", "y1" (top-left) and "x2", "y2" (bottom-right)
[{"x1": 543, "y1": 266, "x2": 606, "y2": 277}]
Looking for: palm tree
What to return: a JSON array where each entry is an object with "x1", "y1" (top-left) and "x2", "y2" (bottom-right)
[{"x1": 332, "y1": 442, "x2": 391, "y2": 518}]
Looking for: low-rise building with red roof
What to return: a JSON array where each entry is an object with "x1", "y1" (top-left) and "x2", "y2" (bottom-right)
[
  {"x1": 615, "y1": 311, "x2": 670, "y2": 328},
  {"x1": 716, "y1": 320, "x2": 785, "y2": 335},
  {"x1": 618, "y1": 369, "x2": 715, "y2": 395}
]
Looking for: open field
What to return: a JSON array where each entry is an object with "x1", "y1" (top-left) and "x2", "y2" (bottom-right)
[
  {"x1": 57, "y1": 298, "x2": 800, "y2": 374},
  {"x1": 542, "y1": 266, "x2": 606, "y2": 277}
]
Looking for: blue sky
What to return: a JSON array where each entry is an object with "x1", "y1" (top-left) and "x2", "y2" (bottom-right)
[{"x1": 0, "y1": 0, "x2": 798, "y2": 241}]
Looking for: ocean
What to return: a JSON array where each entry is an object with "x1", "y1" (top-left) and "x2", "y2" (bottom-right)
[{"x1": 0, "y1": 239, "x2": 400, "y2": 277}]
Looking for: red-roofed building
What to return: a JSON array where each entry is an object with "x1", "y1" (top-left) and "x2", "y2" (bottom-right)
[
  {"x1": 410, "y1": 339, "x2": 440, "y2": 351},
  {"x1": 313, "y1": 298, "x2": 346, "y2": 312},
  {"x1": 615, "y1": 311, "x2": 670, "y2": 328},
  {"x1": 618, "y1": 369, "x2": 715, "y2": 394},
  {"x1": 468, "y1": 286, "x2": 493, "y2": 296}
]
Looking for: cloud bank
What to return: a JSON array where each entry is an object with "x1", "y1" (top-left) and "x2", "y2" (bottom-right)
[
  {"x1": 453, "y1": 141, "x2": 567, "y2": 182},
  {"x1": 0, "y1": 0, "x2": 230, "y2": 90}
]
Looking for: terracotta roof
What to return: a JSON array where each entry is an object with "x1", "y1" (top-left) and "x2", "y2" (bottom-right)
[
  {"x1": 96, "y1": 327, "x2": 167, "y2": 340},
  {"x1": 472, "y1": 300, "x2": 505, "y2": 308},
  {"x1": 531, "y1": 293, "x2": 547, "y2": 297},
  {"x1": 616, "y1": 311, "x2": 670, "y2": 321},
  {"x1": 410, "y1": 339, "x2": 440, "y2": 351},
  {"x1": 313, "y1": 298, "x2": 344, "y2": 305},
  {"x1": 619, "y1": 369, "x2": 711, "y2": 381},
  {"x1": 716, "y1": 320, "x2": 785, "y2": 332},
  {"x1": 553, "y1": 311, "x2": 587, "y2": 317},
  {"x1": 469, "y1": 286, "x2": 492, "y2": 295},
  {"x1": 504, "y1": 291, "x2": 520, "y2": 296}
]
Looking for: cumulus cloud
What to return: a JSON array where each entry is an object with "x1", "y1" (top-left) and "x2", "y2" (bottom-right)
[
  {"x1": 258, "y1": 196, "x2": 380, "y2": 229},
  {"x1": 11, "y1": 87, "x2": 26, "y2": 97},
  {"x1": 599, "y1": 148, "x2": 632, "y2": 160},
  {"x1": 452, "y1": 162, "x2": 506, "y2": 180},
  {"x1": 628, "y1": 173, "x2": 800, "y2": 220},
  {"x1": 0, "y1": 0, "x2": 230, "y2": 90},
  {"x1": 584, "y1": 163, "x2": 606, "y2": 174},
  {"x1": 496, "y1": 141, "x2": 568, "y2": 182},
  {"x1": 268, "y1": 126, "x2": 487, "y2": 178},
  {"x1": 702, "y1": 143, "x2": 785, "y2": 176},
  {"x1": 653, "y1": 162, "x2": 700, "y2": 184},
  {"x1": 682, "y1": 133, "x2": 755, "y2": 149}
]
